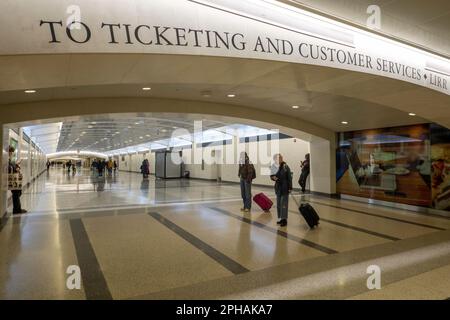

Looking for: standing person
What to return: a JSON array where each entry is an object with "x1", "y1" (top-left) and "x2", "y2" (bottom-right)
[
  {"x1": 97, "y1": 159, "x2": 105, "y2": 177},
  {"x1": 107, "y1": 159, "x2": 113, "y2": 176},
  {"x1": 270, "y1": 154, "x2": 292, "y2": 227},
  {"x1": 299, "y1": 153, "x2": 310, "y2": 193},
  {"x1": 46, "y1": 160, "x2": 51, "y2": 171},
  {"x1": 113, "y1": 160, "x2": 118, "y2": 174},
  {"x1": 238, "y1": 152, "x2": 256, "y2": 213},
  {"x1": 67, "y1": 160, "x2": 72, "y2": 174},
  {"x1": 141, "y1": 159, "x2": 150, "y2": 179},
  {"x1": 8, "y1": 146, "x2": 27, "y2": 214},
  {"x1": 91, "y1": 159, "x2": 98, "y2": 173}
]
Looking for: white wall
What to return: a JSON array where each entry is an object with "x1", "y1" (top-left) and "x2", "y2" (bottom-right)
[
  {"x1": 118, "y1": 152, "x2": 155, "y2": 173},
  {"x1": 114, "y1": 135, "x2": 336, "y2": 195},
  {"x1": 183, "y1": 136, "x2": 310, "y2": 188}
]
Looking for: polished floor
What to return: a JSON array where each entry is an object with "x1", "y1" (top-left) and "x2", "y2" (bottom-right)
[{"x1": 1, "y1": 168, "x2": 450, "y2": 300}]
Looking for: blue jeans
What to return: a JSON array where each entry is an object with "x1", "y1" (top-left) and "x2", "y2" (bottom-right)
[
  {"x1": 276, "y1": 194, "x2": 289, "y2": 220},
  {"x1": 240, "y1": 179, "x2": 252, "y2": 209}
]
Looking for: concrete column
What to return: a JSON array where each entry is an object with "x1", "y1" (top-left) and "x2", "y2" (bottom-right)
[
  {"x1": 309, "y1": 136, "x2": 337, "y2": 195},
  {"x1": 1, "y1": 124, "x2": 8, "y2": 216}
]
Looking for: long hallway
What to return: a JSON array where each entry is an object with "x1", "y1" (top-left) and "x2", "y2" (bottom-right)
[{"x1": 1, "y1": 169, "x2": 449, "y2": 300}]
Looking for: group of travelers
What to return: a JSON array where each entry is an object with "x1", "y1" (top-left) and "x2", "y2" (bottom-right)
[
  {"x1": 238, "y1": 151, "x2": 310, "y2": 227},
  {"x1": 64, "y1": 160, "x2": 83, "y2": 174},
  {"x1": 91, "y1": 158, "x2": 117, "y2": 177}
]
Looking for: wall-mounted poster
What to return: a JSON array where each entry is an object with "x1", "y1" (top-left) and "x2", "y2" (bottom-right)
[
  {"x1": 430, "y1": 124, "x2": 450, "y2": 210},
  {"x1": 337, "y1": 124, "x2": 431, "y2": 207}
]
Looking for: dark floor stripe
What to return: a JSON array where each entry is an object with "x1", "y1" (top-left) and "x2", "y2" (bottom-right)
[
  {"x1": 69, "y1": 219, "x2": 113, "y2": 300},
  {"x1": 288, "y1": 210, "x2": 400, "y2": 241},
  {"x1": 148, "y1": 212, "x2": 249, "y2": 275},
  {"x1": 209, "y1": 207, "x2": 338, "y2": 255},
  {"x1": 27, "y1": 197, "x2": 241, "y2": 215},
  {"x1": 309, "y1": 200, "x2": 446, "y2": 231}
]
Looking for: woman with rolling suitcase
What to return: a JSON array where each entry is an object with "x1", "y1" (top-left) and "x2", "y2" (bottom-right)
[{"x1": 270, "y1": 153, "x2": 292, "y2": 227}]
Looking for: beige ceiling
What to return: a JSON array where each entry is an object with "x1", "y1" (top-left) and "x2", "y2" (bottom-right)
[
  {"x1": 283, "y1": 0, "x2": 450, "y2": 58},
  {"x1": 1, "y1": 53, "x2": 447, "y2": 135}
]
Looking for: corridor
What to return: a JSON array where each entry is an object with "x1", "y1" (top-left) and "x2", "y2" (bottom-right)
[{"x1": 1, "y1": 168, "x2": 449, "y2": 300}]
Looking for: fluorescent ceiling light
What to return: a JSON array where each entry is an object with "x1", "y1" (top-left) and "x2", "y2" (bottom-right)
[{"x1": 24, "y1": 89, "x2": 36, "y2": 93}]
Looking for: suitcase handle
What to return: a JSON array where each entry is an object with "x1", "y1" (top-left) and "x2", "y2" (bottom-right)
[
  {"x1": 291, "y1": 193, "x2": 306, "y2": 207},
  {"x1": 290, "y1": 193, "x2": 298, "y2": 207}
]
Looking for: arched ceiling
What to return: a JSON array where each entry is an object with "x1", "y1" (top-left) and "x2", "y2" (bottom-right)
[{"x1": 0, "y1": 54, "x2": 447, "y2": 134}]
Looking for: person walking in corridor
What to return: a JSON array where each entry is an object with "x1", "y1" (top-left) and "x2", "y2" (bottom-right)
[
  {"x1": 107, "y1": 158, "x2": 114, "y2": 176},
  {"x1": 113, "y1": 160, "x2": 118, "y2": 174},
  {"x1": 97, "y1": 159, "x2": 105, "y2": 177},
  {"x1": 299, "y1": 153, "x2": 310, "y2": 193},
  {"x1": 141, "y1": 159, "x2": 150, "y2": 179},
  {"x1": 8, "y1": 146, "x2": 27, "y2": 214},
  {"x1": 238, "y1": 152, "x2": 256, "y2": 213},
  {"x1": 270, "y1": 153, "x2": 292, "y2": 227}
]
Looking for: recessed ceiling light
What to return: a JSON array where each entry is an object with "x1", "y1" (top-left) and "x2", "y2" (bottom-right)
[
  {"x1": 292, "y1": 105, "x2": 299, "y2": 109},
  {"x1": 201, "y1": 90, "x2": 212, "y2": 97},
  {"x1": 161, "y1": 129, "x2": 167, "y2": 133},
  {"x1": 341, "y1": 121, "x2": 349, "y2": 125},
  {"x1": 91, "y1": 122, "x2": 97, "y2": 125},
  {"x1": 142, "y1": 87, "x2": 151, "y2": 91},
  {"x1": 139, "y1": 136, "x2": 143, "y2": 139},
  {"x1": 227, "y1": 94, "x2": 236, "y2": 98},
  {"x1": 88, "y1": 126, "x2": 93, "y2": 129},
  {"x1": 24, "y1": 89, "x2": 36, "y2": 94},
  {"x1": 146, "y1": 134, "x2": 150, "y2": 137},
  {"x1": 408, "y1": 113, "x2": 416, "y2": 116}
]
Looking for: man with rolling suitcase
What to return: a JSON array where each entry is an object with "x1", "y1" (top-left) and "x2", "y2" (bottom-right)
[{"x1": 270, "y1": 154, "x2": 292, "y2": 227}]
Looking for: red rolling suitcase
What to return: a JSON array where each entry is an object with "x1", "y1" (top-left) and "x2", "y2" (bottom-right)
[{"x1": 253, "y1": 193, "x2": 273, "y2": 212}]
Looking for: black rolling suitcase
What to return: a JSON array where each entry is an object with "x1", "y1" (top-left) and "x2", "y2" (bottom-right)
[{"x1": 292, "y1": 195, "x2": 320, "y2": 229}]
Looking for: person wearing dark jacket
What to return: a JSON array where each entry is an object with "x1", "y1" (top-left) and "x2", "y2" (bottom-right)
[
  {"x1": 8, "y1": 146, "x2": 27, "y2": 214},
  {"x1": 238, "y1": 152, "x2": 256, "y2": 212},
  {"x1": 97, "y1": 160, "x2": 105, "y2": 177},
  {"x1": 299, "y1": 153, "x2": 310, "y2": 193},
  {"x1": 270, "y1": 153, "x2": 292, "y2": 227},
  {"x1": 141, "y1": 159, "x2": 150, "y2": 179}
]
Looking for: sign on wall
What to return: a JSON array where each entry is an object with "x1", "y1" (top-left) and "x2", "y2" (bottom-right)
[{"x1": 0, "y1": 0, "x2": 448, "y2": 95}]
